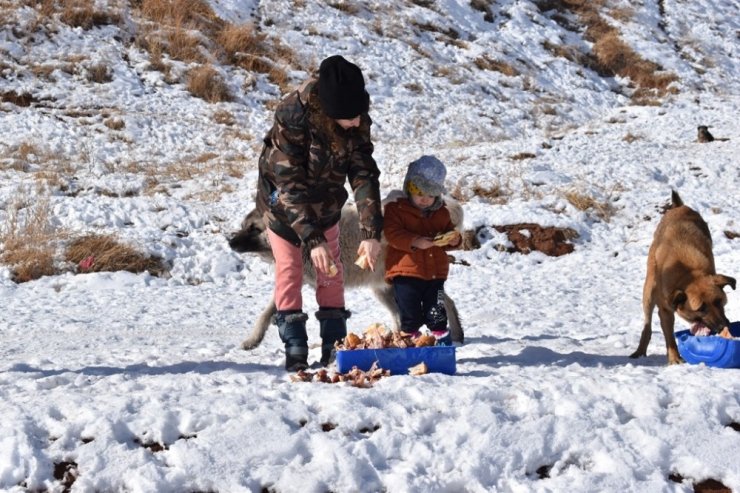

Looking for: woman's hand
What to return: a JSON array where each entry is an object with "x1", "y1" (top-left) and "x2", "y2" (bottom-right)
[
  {"x1": 310, "y1": 243, "x2": 334, "y2": 275},
  {"x1": 357, "y1": 239, "x2": 381, "y2": 271}
]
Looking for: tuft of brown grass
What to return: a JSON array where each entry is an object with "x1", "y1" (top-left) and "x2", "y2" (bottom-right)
[
  {"x1": 563, "y1": 189, "x2": 616, "y2": 222},
  {"x1": 0, "y1": 194, "x2": 64, "y2": 283},
  {"x1": 510, "y1": 152, "x2": 536, "y2": 161},
  {"x1": 65, "y1": 234, "x2": 168, "y2": 276},
  {"x1": 327, "y1": 2, "x2": 361, "y2": 15},
  {"x1": 187, "y1": 65, "x2": 232, "y2": 102},
  {"x1": 471, "y1": 0, "x2": 494, "y2": 22},
  {"x1": 86, "y1": 62, "x2": 112, "y2": 83},
  {"x1": 59, "y1": 0, "x2": 121, "y2": 29},
  {"x1": 216, "y1": 23, "x2": 296, "y2": 91},
  {"x1": 104, "y1": 118, "x2": 125, "y2": 130},
  {"x1": 474, "y1": 55, "x2": 519, "y2": 77},
  {"x1": 213, "y1": 109, "x2": 236, "y2": 125}
]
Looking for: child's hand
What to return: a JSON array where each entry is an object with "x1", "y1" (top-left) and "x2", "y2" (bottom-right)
[{"x1": 411, "y1": 237, "x2": 435, "y2": 250}]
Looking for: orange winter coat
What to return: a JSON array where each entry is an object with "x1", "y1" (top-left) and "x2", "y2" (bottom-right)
[{"x1": 383, "y1": 198, "x2": 457, "y2": 283}]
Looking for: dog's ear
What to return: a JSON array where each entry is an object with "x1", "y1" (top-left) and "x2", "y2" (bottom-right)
[
  {"x1": 713, "y1": 274, "x2": 737, "y2": 291},
  {"x1": 671, "y1": 290, "x2": 687, "y2": 310}
]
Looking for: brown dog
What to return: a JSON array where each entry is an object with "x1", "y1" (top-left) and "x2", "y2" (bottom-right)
[{"x1": 630, "y1": 191, "x2": 736, "y2": 364}]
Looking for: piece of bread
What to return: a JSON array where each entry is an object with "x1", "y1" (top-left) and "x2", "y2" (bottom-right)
[
  {"x1": 354, "y1": 254, "x2": 370, "y2": 270},
  {"x1": 433, "y1": 230, "x2": 459, "y2": 247},
  {"x1": 327, "y1": 261, "x2": 338, "y2": 277}
]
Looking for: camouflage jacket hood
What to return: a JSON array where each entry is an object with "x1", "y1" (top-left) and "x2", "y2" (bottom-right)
[{"x1": 256, "y1": 78, "x2": 382, "y2": 248}]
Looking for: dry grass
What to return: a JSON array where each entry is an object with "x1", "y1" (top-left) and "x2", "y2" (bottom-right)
[
  {"x1": 59, "y1": 0, "x2": 121, "y2": 29},
  {"x1": 1, "y1": 90, "x2": 36, "y2": 107},
  {"x1": 623, "y1": 132, "x2": 640, "y2": 143},
  {"x1": 65, "y1": 234, "x2": 168, "y2": 276},
  {"x1": 217, "y1": 23, "x2": 296, "y2": 91},
  {"x1": 510, "y1": 152, "x2": 536, "y2": 161},
  {"x1": 563, "y1": 189, "x2": 616, "y2": 222},
  {"x1": 186, "y1": 65, "x2": 232, "y2": 102},
  {"x1": 537, "y1": 1, "x2": 678, "y2": 98},
  {"x1": 104, "y1": 117, "x2": 125, "y2": 130},
  {"x1": 471, "y1": 0, "x2": 494, "y2": 22},
  {"x1": 86, "y1": 62, "x2": 112, "y2": 83},
  {"x1": 404, "y1": 82, "x2": 423, "y2": 93},
  {"x1": 213, "y1": 109, "x2": 236, "y2": 126},
  {"x1": 450, "y1": 181, "x2": 508, "y2": 204},
  {"x1": 327, "y1": 1, "x2": 361, "y2": 15},
  {"x1": 0, "y1": 193, "x2": 64, "y2": 283},
  {"x1": 474, "y1": 56, "x2": 519, "y2": 77}
]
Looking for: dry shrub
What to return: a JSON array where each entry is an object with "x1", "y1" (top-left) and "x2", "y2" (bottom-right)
[
  {"x1": 139, "y1": 0, "x2": 221, "y2": 31},
  {"x1": 213, "y1": 109, "x2": 236, "y2": 125},
  {"x1": 1, "y1": 90, "x2": 36, "y2": 107},
  {"x1": 328, "y1": 1, "x2": 361, "y2": 15},
  {"x1": 623, "y1": 132, "x2": 640, "y2": 143},
  {"x1": 135, "y1": 0, "x2": 221, "y2": 64},
  {"x1": 86, "y1": 62, "x2": 112, "y2": 83},
  {"x1": 471, "y1": 0, "x2": 494, "y2": 22},
  {"x1": 510, "y1": 152, "x2": 536, "y2": 160},
  {"x1": 0, "y1": 194, "x2": 64, "y2": 283},
  {"x1": 583, "y1": 12, "x2": 678, "y2": 93},
  {"x1": 104, "y1": 118, "x2": 125, "y2": 130},
  {"x1": 539, "y1": 2, "x2": 678, "y2": 96},
  {"x1": 65, "y1": 234, "x2": 167, "y2": 276},
  {"x1": 217, "y1": 23, "x2": 296, "y2": 91},
  {"x1": 187, "y1": 65, "x2": 232, "y2": 102},
  {"x1": 59, "y1": 0, "x2": 120, "y2": 29},
  {"x1": 450, "y1": 182, "x2": 508, "y2": 204},
  {"x1": 563, "y1": 189, "x2": 616, "y2": 222},
  {"x1": 474, "y1": 55, "x2": 519, "y2": 76},
  {"x1": 472, "y1": 183, "x2": 507, "y2": 203}
]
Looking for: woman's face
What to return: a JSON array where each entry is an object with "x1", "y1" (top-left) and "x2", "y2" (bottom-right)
[{"x1": 335, "y1": 116, "x2": 361, "y2": 130}]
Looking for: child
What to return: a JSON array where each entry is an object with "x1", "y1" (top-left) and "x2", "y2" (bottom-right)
[{"x1": 383, "y1": 155, "x2": 461, "y2": 344}]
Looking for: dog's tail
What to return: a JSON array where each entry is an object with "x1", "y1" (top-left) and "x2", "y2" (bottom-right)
[
  {"x1": 241, "y1": 298, "x2": 276, "y2": 350},
  {"x1": 670, "y1": 190, "x2": 683, "y2": 208}
]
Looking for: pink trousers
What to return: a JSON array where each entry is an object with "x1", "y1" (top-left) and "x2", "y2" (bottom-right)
[{"x1": 267, "y1": 224, "x2": 345, "y2": 311}]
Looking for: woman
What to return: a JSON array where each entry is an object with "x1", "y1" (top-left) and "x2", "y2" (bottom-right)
[{"x1": 255, "y1": 55, "x2": 383, "y2": 371}]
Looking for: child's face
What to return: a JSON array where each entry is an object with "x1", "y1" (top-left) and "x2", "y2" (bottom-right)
[{"x1": 410, "y1": 193, "x2": 436, "y2": 209}]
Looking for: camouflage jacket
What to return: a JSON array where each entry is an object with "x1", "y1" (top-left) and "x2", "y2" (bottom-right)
[{"x1": 256, "y1": 78, "x2": 382, "y2": 248}]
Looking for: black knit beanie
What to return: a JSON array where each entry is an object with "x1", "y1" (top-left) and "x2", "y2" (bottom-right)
[{"x1": 318, "y1": 55, "x2": 370, "y2": 119}]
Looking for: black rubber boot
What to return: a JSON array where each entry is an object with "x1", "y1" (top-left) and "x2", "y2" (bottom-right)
[
  {"x1": 316, "y1": 308, "x2": 350, "y2": 367},
  {"x1": 276, "y1": 311, "x2": 309, "y2": 371}
]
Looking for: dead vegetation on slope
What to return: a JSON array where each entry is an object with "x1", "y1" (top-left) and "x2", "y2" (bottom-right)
[{"x1": 537, "y1": 0, "x2": 678, "y2": 103}]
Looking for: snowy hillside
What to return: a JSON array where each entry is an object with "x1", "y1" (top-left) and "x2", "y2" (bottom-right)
[{"x1": 0, "y1": 0, "x2": 738, "y2": 492}]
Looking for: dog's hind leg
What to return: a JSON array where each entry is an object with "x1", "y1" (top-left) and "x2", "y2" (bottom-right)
[
  {"x1": 241, "y1": 297, "x2": 276, "y2": 350},
  {"x1": 444, "y1": 293, "x2": 464, "y2": 344},
  {"x1": 630, "y1": 282, "x2": 655, "y2": 359}
]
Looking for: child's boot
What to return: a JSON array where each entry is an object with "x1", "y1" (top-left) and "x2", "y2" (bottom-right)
[
  {"x1": 276, "y1": 311, "x2": 309, "y2": 371},
  {"x1": 316, "y1": 308, "x2": 350, "y2": 366}
]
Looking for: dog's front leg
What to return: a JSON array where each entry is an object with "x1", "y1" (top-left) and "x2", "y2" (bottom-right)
[{"x1": 657, "y1": 307, "x2": 681, "y2": 364}]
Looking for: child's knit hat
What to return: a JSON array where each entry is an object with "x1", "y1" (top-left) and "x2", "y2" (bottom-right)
[{"x1": 403, "y1": 155, "x2": 447, "y2": 197}]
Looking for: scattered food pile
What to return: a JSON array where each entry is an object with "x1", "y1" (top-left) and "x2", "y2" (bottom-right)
[
  {"x1": 290, "y1": 362, "x2": 390, "y2": 388},
  {"x1": 290, "y1": 324, "x2": 435, "y2": 386},
  {"x1": 336, "y1": 323, "x2": 436, "y2": 350}
]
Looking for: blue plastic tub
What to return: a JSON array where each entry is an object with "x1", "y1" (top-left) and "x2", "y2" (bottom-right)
[
  {"x1": 675, "y1": 321, "x2": 740, "y2": 368},
  {"x1": 336, "y1": 346, "x2": 456, "y2": 375}
]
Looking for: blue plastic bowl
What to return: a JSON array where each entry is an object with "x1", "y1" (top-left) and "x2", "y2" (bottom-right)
[
  {"x1": 675, "y1": 321, "x2": 740, "y2": 368},
  {"x1": 336, "y1": 346, "x2": 456, "y2": 375}
]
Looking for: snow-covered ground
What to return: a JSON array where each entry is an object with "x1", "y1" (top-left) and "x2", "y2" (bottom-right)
[{"x1": 0, "y1": 1, "x2": 738, "y2": 491}]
